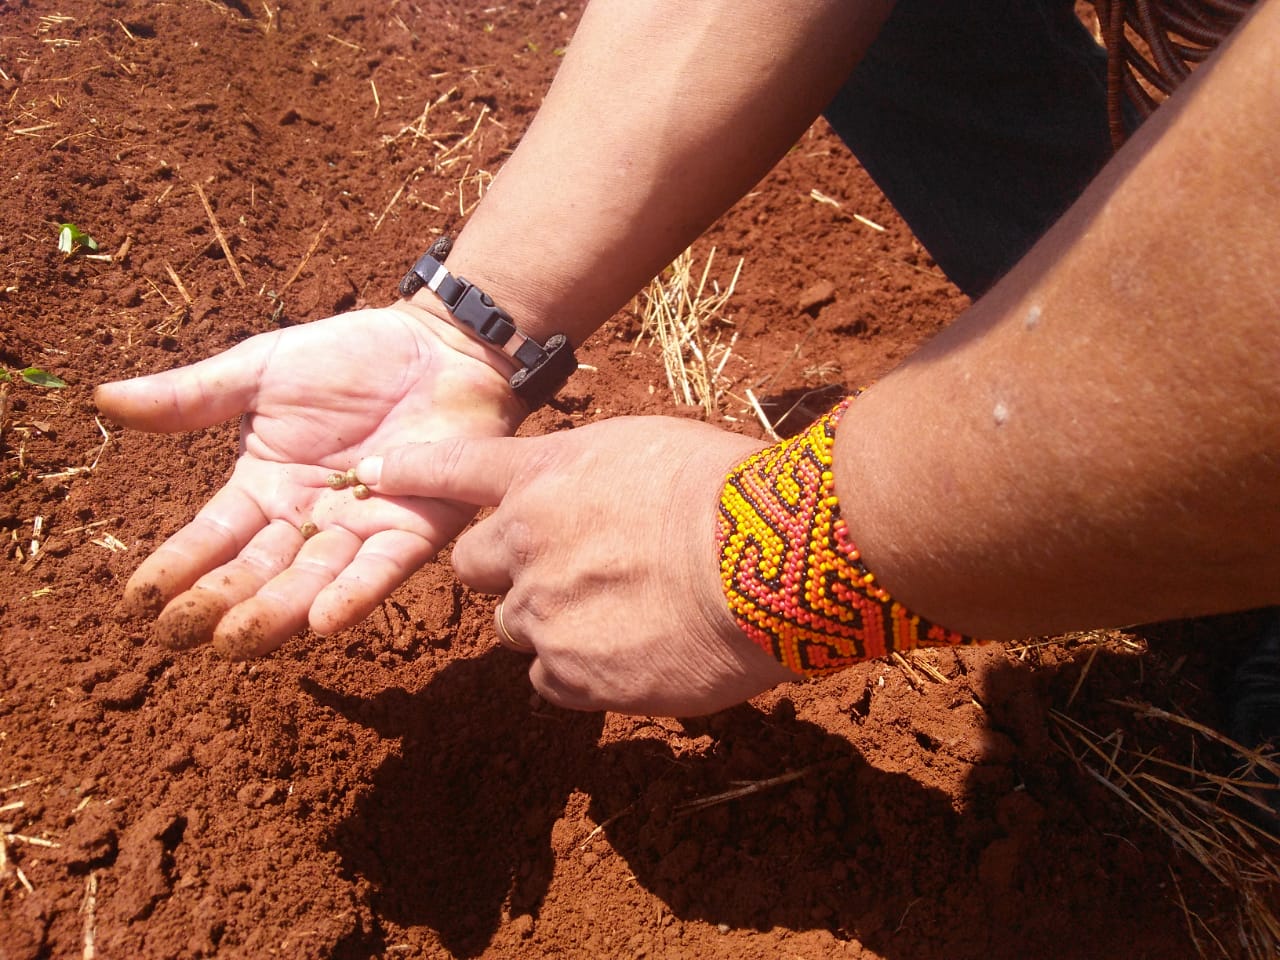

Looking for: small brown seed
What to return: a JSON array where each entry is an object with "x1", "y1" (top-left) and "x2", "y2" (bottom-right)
[
  {"x1": 345, "y1": 467, "x2": 359, "y2": 486},
  {"x1": 351, "y1": 483, "x2": 371, "y2": 500},
  {"x1": 299, "y1": 521, "x2": 319, "y2": 539},
  {"x1": 325, "y1": 472, "x2": 348, "y2": 490}
]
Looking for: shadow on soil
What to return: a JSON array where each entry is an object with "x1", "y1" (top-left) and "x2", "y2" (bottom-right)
[{"x1": 313, "y1": 620, "x2": 1251, "y2": 960}]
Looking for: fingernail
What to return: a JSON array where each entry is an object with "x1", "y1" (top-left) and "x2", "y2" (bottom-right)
[{"x1": 355, "y1": 455, "x2": 383, "y2": 486}]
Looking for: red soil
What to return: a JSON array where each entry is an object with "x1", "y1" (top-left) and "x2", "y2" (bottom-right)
[{"x1": 0, "y1": 2, "x2": 1272, "y2": 958}]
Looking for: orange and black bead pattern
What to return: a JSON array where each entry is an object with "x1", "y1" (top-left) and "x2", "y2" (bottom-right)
[{"x1": 716, "y1": 395, "x2": 975, "y2": 677}]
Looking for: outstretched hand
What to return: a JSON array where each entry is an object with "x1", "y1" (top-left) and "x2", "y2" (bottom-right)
[
  {"x1": 96, "y1": 304, "x2": 525, "y2": 658},
  {"x1": 355, "y1": 417, "x2": 799, "y2": 716}
]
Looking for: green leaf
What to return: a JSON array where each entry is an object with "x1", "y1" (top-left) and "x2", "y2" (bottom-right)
[
  {"x1": 0, "y1": 369, "x2": 11, "y2": 382},
  {"x1": 20, "y1": 367, "x2": 67, "y2": 388},
  {"x1": 57, "y1": 222, "x2": 98, "y2": 255}
]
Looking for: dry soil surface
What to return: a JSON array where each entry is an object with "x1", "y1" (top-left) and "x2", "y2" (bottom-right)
[{"x1": 0, "y1": 2, "x2": 1275, "y2": 959}]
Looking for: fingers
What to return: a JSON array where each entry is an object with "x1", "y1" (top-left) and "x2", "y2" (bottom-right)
[
  {"x1": 494, "y1": 598, "x2": 536, "y2": 654},
  {"x1": 360, "y1": 438, "x2": 542, "y2": 594},
  {"x1": 94, "y1": 332, "x2": 273, "y2": 433},
  {"x1": 308, "y1": 527, "x2": 442, "y2": 635},
  {"x1": 149, "y1": 521, "x2": 454, "y2": 657},
  {"x1": 130, "y1": 477, "x2": 477, "y2": 656},
  {"x1": 122, "y1": 484, "x2": 272, "y2": 619},
  {"x1": 152, "y1": 520, "x2": 305, "y2": 650},
  {"x1": 356, "y1": 436, "x2": 529, "y2": 507},
  {"x1": 449, "y1": 517, "x2": 518, "y2": 594},
  {"x1": 212, "y1": 526, "x2": 364, "y2": 658},
  {"x1": 527, "y1": 658, "x2": 598, "y2": 713}
]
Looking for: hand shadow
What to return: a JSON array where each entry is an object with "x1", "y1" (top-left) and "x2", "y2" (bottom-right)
[
  {"x1": 303, "y1": 651, "x2": 604, "y2": 959},
  {"x1": 307, "y1": 637, "x2": 1221, "y2": 960},
  {"x1": 579, "y1": 701, "x2": 962, "y2": 944},
  {"x1": 579, "y1": 645, "x2": 1221, "y2": 960}
]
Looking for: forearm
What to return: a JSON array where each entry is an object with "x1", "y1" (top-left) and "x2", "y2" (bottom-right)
[
  {"x1": 836, "y1": 0, "x2": 1280, "y2": 638},
  {"x1": 411, "y1": 0, "x2": 893, "y2": 345}
]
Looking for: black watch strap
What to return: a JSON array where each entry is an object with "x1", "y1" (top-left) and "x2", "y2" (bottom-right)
[{"x1": 399, "y1": 243, "x2": 577, "y2": 409}]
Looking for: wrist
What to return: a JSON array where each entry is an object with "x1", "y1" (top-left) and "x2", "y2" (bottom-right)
[
  {"x1": 387, "y1": 299, "x2": 529, "y2": 430},
  {"x1": 715, "y1": 397, "x2": 979, "y2": 677},
  {"x1": 398, "y1": 243, "x2": 578, "y2": 409},
  {"x1": 396, "y1": 293, "x2": 520, "y2": 380},
  {"x1": 669, "y1": 432, "x2": 800, "y2": 696}
]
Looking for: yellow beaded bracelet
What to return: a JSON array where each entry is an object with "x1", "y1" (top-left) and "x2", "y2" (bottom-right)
[{"x1": 716, "y1": 395, "x2": 976, "y2": 677}]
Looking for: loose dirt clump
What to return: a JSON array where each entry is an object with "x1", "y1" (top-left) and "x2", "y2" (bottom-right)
[{"x1": 1, "y1": 2, "x2": 1274, "y2": 959}]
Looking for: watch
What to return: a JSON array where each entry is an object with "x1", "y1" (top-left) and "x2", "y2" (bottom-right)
[{"x1": 399, "y1": 238, "x2": 577, "y2": 409}]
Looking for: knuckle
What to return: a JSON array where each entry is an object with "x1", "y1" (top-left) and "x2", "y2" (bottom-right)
[{"x1": 501, "y1": 517, "x2": 544, "y2": 569}]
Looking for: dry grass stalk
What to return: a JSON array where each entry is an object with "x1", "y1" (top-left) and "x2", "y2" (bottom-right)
[
  {"x1": 456, "y1": 164, "x2": 493, "y2": 218},
  {"x1": 163, "y1": 261, "x2": 192, "y2": 304},
  {"x1": 578, "y1": 804, "x2": 635, "y2": 850},
  {"x1": 280, "y1": 220, "x2": 329, "y2": 294},
  {"x1": 326, "y1": 32, "x2": 362, "y2": 51},
  {"x1": 907, "y1": 651, "x2": 950, "y2": 685},
  {"x1": 6, "y1": 833, "x2": 59, "y2": 848},
  {"x1": 890, "y1": 650, "x2": 925, "y2": 692},
  {"x1": 0, "y1": 832, "x2": 33, "y2": 894},
  {"x1": 1, "y1": 778, "x2": 43, "y2": 794},
  {"x1": 674, "y1": 765, "x2": 818, "y2": 817},
  {"x1": 35, "y1": 416, "x2": 109, "y2": 481},
  {"x1": 807, "y1": 188, "x2": 885, "y2": 230},
  {"x1": 436, "y1": 104, "x2": 489, "y2": 168},
  {"x1": 1065, "y1": 640, "x2": 1103, "y2": 709},
  {"x1": 193, "y1": 182, "x2": 246, "y2": 288},
  {"x1": 385, "y1": 87, "x2": 456, "y2": 146},
  {"x1": 743, "y1": 388, "x2": 780, "y2": 441},
  {"x1": 374, "y1": 166, "x2": 425, "y2": 231},
  {"x1": 634, "y1": 246, "x2": 743, "y2": 418},
  {"x1": 0, "y1": 381, "x2": 12, "y2": 440},
  {"x1": 1051, "y1": 705, "x2": 1280, "y2": 959},
  {"x1": 81, "y1": 871, "x2": 98, "y2": 960}
]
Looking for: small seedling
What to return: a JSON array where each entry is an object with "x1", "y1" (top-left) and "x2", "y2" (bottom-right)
[
  {"x1": 56, "y1": 222, "x2": 99, "y2": 257},
  {"x1": 0, "y1": 367, "x2": 67, "y2": 388}
]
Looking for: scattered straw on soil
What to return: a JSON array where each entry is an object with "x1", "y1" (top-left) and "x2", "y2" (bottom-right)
[
  {"x1": 1052, "y1": 698, "x2": 1280, "y2": 959},
  {"x1": 633, "y1": 246, "x2": 743, "y2": 418}
]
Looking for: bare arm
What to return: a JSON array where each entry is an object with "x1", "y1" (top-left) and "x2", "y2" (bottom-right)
[
  {"x1": 344, "y1": 2, "x2": 1279, "y2": 718},
  {"x1": 407, "y1": 0, "x2": 894, "y2": 346},
  {"x1": 838, "y1": 0, "x2": 1280, "y2": 638},
  {"x1": 94, "y1": 0, "x2": 892, "y2": 652}
]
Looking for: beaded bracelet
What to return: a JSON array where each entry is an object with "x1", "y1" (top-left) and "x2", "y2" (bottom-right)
[{"x1": 716, "y1": 395, "x2": 976, "y2": 677}]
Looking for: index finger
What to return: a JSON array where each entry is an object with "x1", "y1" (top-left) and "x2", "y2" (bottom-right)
[
  {"x1": 122, "y1": 482, "x2": 271, "y2": 618},
  {"x1": 356, "y1": 436, "x2": 530, "y2": 507}
]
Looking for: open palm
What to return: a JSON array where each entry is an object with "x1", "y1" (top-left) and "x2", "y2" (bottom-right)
[{"x1": 95, "y1": 305, "x2": 524, "y2": 658}]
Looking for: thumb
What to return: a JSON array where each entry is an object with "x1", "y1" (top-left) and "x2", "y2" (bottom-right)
[
  {"x1": 94, "y1": 332, "x2": 273, "y2": 432},
  {"x1": 356, "y1": 435, "x2": 529, "y2": 507}
]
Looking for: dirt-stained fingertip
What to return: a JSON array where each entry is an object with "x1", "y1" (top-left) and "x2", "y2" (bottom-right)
[
  {"x1": 153, "y1": 592, "x2": 228, "y2": 650},
  {"x1": 213, "y1": 619, "x2": 278, "y2": 661},
  {"x1": 119, "y1": 580, "x2": 171, "y2": 620}
]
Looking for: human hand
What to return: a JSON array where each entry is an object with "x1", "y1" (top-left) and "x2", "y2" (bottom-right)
[
  {"x1": 354, "y1": 417, "x2": 800, "y2": 716},
  {"x1": 95, "y1": 303, "x2": 526, "y2": 657}
]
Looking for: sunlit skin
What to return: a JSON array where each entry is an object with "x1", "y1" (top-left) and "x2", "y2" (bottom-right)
[{"x1": 97, "y1": 0, "x2": 1279, "y2": 717}]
